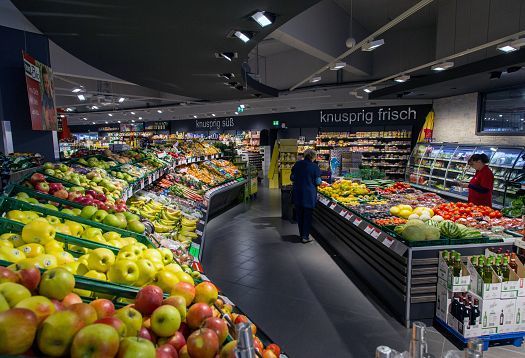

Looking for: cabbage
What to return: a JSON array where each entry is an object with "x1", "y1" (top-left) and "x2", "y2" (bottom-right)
[
  {"x1": 423, "y1": 225, "x2": 441, "y2": 240},
  {"x1": 402, "y1": 225, "x2": 426, "y2": 241},
  {"x1": 408, "y1": 214, "x2": 420, "y2": 220},
  {"x1": 419, "y1": 213, "x2": 431, "y2": 221},
  {"x1": 431, "y1": 215, "x2": 444, "y2": 222}
]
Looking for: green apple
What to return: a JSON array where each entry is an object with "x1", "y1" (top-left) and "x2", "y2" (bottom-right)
[
  {"x1": 143, "y1": 249, "x2": 164, "y2": 270},
  {"x1": 71, "y1": 208, "x2": 82, "y2": 216},
  {"x1": 103, "y1": 214, "x2": 121, "y2": 228},
  {"x1": 69, "y1": 186, "x2": 85, "y2": 193},
  {"x1": 0, "y1": 282, "x2": 31, "y2": 307},
  {"x1": 46, "y1": 215, "x2": 62, "y2": 225},
  {"x1": 135, "y1": 259, "x2": 157, "y2": 287},
  {"x1": 92, "y1": 210, "x2": 108, "y2": 223},
  {"x1": 15, "y1": 295, "x2": 55, "y2": 324},
  {"x1": 0, "y1": 294, "x2": 9, "y2": 312},
  {"x1": 153, "y1": 270, "x2": 179, "y2": 293},
  {"x1": 87, "y1": 248, "x2": 115, "y2": 273},
  {"x1": 81, "y1": 228, "x2": 104, "y2": 242},
  {"x1": 80, "y1": 206, "x2": 98, "y2": 219},
  {"x1": 114, "y1": 213, "x2": 128, "y2": 229},
  {"x1": 16, "y1": 192, "x2": 30, "y2": 199},
  {"x1": 38, "y1": 311, "x2": 85, "y2": 357},
  {"x1": 127, "y1": 220, "x2": 145, "y2": 234},
  {"x1": 118, "y1": 337, "x2": 156, "y2": 358},
  {"x1": 107, "y1": 259, "x2": 139, "y2": 285},
  {"x1": 114, "y1": 306, "x2": 142, "y2": 337},
  {"x1": 70, "y1": 323, "x2": 120, "y2": 358},
  {"x1": 61, "y1": 208, "x2": 75, "y2": 216},
  {"x1": 151, "y1": 305, "x2": 181, "y2": 337},
  {"x1": 39, "y1": 268, "x2": 75, "y2": 300},
  {"x1": 118, "y1": 244, "x2": 142, "y2": 259},
  {"x1": 158, "y1": 248, "x2": 174, "y2": 265}
]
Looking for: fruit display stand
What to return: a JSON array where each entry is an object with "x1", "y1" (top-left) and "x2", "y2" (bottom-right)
[{"x1": 312, "y1": 192, "x2": 515, "y2": 327}]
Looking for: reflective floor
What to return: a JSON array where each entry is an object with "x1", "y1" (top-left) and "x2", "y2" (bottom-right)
[{"x1": 202, "y1": 188, "x2": 525, "y2": 357}]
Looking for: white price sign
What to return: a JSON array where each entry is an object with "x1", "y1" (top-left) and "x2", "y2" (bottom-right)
[
  {"x1": 345, "y1": 213, "x2": 354, "y2": 221},
  {"x1": 339, "y1": 209, "x2": 347, "y2": 217},
  {"x1": 371, "y1": 229, "x2": 381, "y2": 239},
  {"x1": 353, "y1": 217, "x2": 362, "y2": 226},
  {"x1": 364, "y1": 225, "x2": 374, "y2": 234},
  {"x1": 329, "y1": 203, "x2": 337, "y2": 210},
  {"x1": 382, "y1": 237, "x2": 395, "y2": 248}
]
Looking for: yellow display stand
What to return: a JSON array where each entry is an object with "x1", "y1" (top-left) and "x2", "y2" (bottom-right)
[{"x1": 268, "y1": 139, "x2": 298, "y2": 188}]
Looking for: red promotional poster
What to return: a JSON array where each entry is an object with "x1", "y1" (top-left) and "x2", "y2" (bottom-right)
[{"x1": 23, "y1": 52, "x2": 58, "y2": 131}]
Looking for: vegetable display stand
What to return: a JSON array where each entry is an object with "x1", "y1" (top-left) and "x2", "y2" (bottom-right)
[
  {"x1": 311, "y1": 194, "x2": 514, "y2": 327},
  {"x1": 434, "y1": 317, "x2": 525, "y2": 351}
]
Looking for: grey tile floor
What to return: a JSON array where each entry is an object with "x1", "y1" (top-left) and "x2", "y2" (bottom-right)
[{"x1": 201, "y1": 188, "x2": 524, "y2": 357}]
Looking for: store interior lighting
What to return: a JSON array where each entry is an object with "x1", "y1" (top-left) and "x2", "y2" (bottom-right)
[
  {"x1": 77, "y1": 94, "x2": 86, "y2": 101},
  {"x1": 72, "y1": 88, "x2": 82, "y2": 93},
  {"x1": 496, "y1": 38, "x2": 525, "y2": 53},
  {"x1": 362, "y1": 39, "x2": 385, "y2": 51},
  {"x1": 118, "y1": 97, "x2": 125, "y2": 103},
  {"x1": 234, "y1": 111, "x2": 239, "y2": 115},
  {"x1": 220, "y1": 53, "x2": 233, "y2": 61},
  {"x1": 394, "y1": 75, "x2": 410, "y2": 83},
  {"x1": 130, "y1": 112, "x2": 135, "y2": 115},
  {"x1": 108, "y1": 113, "x2": 113, "y2": 117},
  {"x1": 330, "y1": 62, "x2": 346, "y2": 70},
  {"x1": 91, "y1": 105, "x2": 99, "y2": 110},
  {"x1": 211, "y1": 113, "x2": 216, "y2": 116},
  {"x1": 83, "y1": 117, "x2": 87, "y2": 120},
  {"x1": 310, "y1": 76, "x2": 322, "y2": 83},
  {"x1": 431, "y1": 61, "x2": 454, "y2": 71},
  {"x1": 363, "y1": 86, "x2": 376, "y2": 93},
  {"x1": 193, "y1": 115, "x2": 198, "y2": 118},
  {"x1": 234, "y1": 31, "x2": 250, "y2": 43},
  {"x1": 131, "y1": 119, "x2": 135, "y2": 123},
  {"x1": 157, "y1": 110, "x2": 162, "y2": 113},
  {"x1": 65, "y1": 108, "x2": 73, "y2": 112},
  {"x1": 138, "y1": 117, "x2": 142, "y2": 119},
  {"x1": 251, "y1": 11, "x2": 273, "y2": 27}
]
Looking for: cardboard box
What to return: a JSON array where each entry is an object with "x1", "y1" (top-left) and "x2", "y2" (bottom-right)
[
  {"x1": 467, "y1": 258, "x2": 501, "y2": 299},
  {"x1": 497, "y1": 298, "x2": 517, "y2": 333},
  {"x1": 515, "y1": 296, "x2": 525, "y2": 331},
  {"x1": 436, "y1": 279, "x2": 452, "y2": 323},
  {"x1": 485, "y1": 250, "x2": 522, "y2": 298},
  {"x1": 439, "y1": 253, "x2": 470, "y2": 292},
  {"x1": 479, "y1": 297, "x2": 500, "y2": 334}
]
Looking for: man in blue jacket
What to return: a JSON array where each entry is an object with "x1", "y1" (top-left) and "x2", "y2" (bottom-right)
[{"x1": 291, "y1": 149, "x2": 322, "y2": 243}]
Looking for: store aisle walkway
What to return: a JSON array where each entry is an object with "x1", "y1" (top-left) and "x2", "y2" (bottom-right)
[{"x1": 201, "y1": 188, "x2": 525, "y2": 358}]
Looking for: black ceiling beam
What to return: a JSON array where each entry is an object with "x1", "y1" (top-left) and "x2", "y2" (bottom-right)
[{"x1": 370, "y1": 48, "x2": 525, "y2": 99}]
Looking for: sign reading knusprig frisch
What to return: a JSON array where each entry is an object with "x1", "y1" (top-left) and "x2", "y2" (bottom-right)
[{"x1": 319, "y1": 106, "x2": 420, "y2": 126}]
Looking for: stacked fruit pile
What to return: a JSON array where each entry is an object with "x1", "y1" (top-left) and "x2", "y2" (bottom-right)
[
  {"x1": 318, "y1": 179, "x2": 377, "y2": 206},
  {"x1": 110, "y1": 164, "x2": 148, "y2": 183},
  {"x1": 76, "y1": 156, "x2": 117, "y2": 170}
]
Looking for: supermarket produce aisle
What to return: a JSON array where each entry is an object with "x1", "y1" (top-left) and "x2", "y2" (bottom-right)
[{"x1": 202, "y1": 188, "x2": 525, "y2": 357}]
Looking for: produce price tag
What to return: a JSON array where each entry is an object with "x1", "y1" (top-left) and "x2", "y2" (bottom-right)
[
  {"x1": 329, "y1": 203, "x2": 337, "y2": 210},
  {"x1": 353, "y1": 217, "x2": 362, "y2": 226},
  {"x1": 199, "y1": 220, "x2": 205, "y2": 225},
  {"x1": 195, "y1": 229, "x2": 203, "y2": 236},
  {"x1": 382, "y1": 237, "x2": 395, "y2": 248},
  {"x1": 200, "y1": 274, "x2": 210, "y2": 282},
  {"x1": 148, "y1": 176, "x2": 153, "y2": 185},
  {"x1": 219, "y1": 295, "x2": 235, "y2": 306},
  {"x1": 371, "y1": 229, "x2": 381, "y2": 239},
  {"x1": 339, "y1": 209, "x2": 347, "y2": 217},
  {"x1": 345, "y1": 213, "x2": 354, "y2": 221},
  {"x1": 364, "y1": 225, "x2": 374, "y2": 234}
]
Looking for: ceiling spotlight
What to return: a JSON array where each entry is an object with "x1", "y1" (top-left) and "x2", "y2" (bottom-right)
[
  {"x1": 130, "y1": 112, "x2": 135, "y2": 115},
  {"x1": 108, "y1": 113, "x2": 113, "y2": 117},
  {"x1": 83, "y1": 117, "x2": 87, "y2": 120},
  {"x1": 193, "y1": 115, "x2": 198, "y2": 118},
  {"x1": 131, "y1": 119, "x2": 135, "y2": 123},
  {"x1": 234, "y1": 111, "x2": 239, "y2": 115},
  {"x1": 65, "y1": 107, "x2": 73, "y2": 112},
  {"x1": 138, "y1": 116, "x2": 142, "y2": 119},
  {"x1": 216, "y1": 52, "x2": 237, "y2": 61},
  {"x1": 92, "y1": 122, "x2": 96, "y2": 124},
  {"x1": 77, "y1": 94, "x2": 86, "y2": 101},
  {"x1": 157, "y1": 110, "x2": 162, "y2": 113},
  {"x1": 211, "y1": 113, "x2": 216, "y2": 117},
  {"x1": 310, "y1": 76, "x2": 322, "y2": 83},
  {"x1": 497, "y1": 38, "x2": 525, "y2": 53},
  {"x1": 234, "y1": 31, "x2": 250, "y2": 43},
  {"x1": 91, "y1": 105, "x2": 99, "y2": 110},
  {"x1": 117, "y1": 120, "x2": 121, "y2": 123},
  {"x1": 72, "y1": 88, "x2": 82, "y2": 93},
  {"x1": 330, "y1": 62, "x2": 346, "y2": 71},
  {"x1": 362, "y1": 39, "x2": 385, "y2": 51},
  {"x1": 431, "y1": 61, "x2": 454, "y2": 71},
  {"x1": 105, "y1": 121, "x2": 108, "y2": 124},
  {"x1": 394, "y1": 75, "x2": 410, "y2": 83},
  {"x1": 363, "y1": 86, "x2": 376, "y2": 93},
  {"x1": 251, "y1": 11, "x2": 274, "y2": 27},
  {"x1": 59, "y1": 114, "x2": 66, "y2": 118},
  {"x1": 118, "y1": 97, "x2": 125, "y2": 103}
]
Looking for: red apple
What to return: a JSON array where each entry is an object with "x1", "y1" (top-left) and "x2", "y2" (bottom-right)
[
  {"x1": 0, "y1": 308, "x2": 38, "y2": 355},
  {"x1": 138, "y1": 326, "x2": 156, "y2": 343},
  {"x1": 62, "y1": 293, "x2": 82, "y2": 307},
  {"x1": 266, "y1": 344, "x2": 281, "y2": 356},
  {"x1": 135, "y1": 285, "x2": 163, "y2": 316},
  {"x1": 50, "y1": 299, "x2": 64, "y2": 312},
  {"x1": 53, "y1": 189, "x2": 69, "y2": 200},
  {"x1": 89, "y1": 299, "x2": 115, "y2": 319},
  {"x1": 203, "y1": 317, "x2": 228, "y2": 345},
  {"x1": 234, "y1": 315, "x2": 256, "y2": 335},
  {"x1": 158, "y1": 331, "x2": 186, "y2": 351},
  {"x1": 16, "y1": 267, "x2": 40, "y2": 292},
  {"x1": 71, "y1": 323, "x2": 120, "y2": 358},
  {"x1": 118, "y1": 337, "x2": 156, "y2": 357},
  {"x1": 163, "y1": 295, "x2": 187, "y2": 321},
  {"x1": 0, "y1": 267, "x2": 19, "y2": 284},
  {"x1": 67, "y1": 303, "x2": 97, "y2": 325},
  {"x1": 95, "y1": 316, "x2": 127, "y2": 337},
  {"x1": 35, "y1": 182, "x2": 50, "y2": 193},
  {"x1": 178, "y1": 322, "x2": 191, "y2": 339},
  {"x1": 187, "y1": 328, "x2": 219, "y2": 358},
  {"x1": 179, "y1": 345, "x2": 190, "y2": 358},
  {"x1": 186, "y1": 303, "x2": 213, "y2": 329},
  {"x1": 171, "y1": 282, "x2": 195, "y2": 307},
  {"x1": 30, "y1": 173, "x2": 45, "y2": 184},
  {"x1": 194, "y1": 282, "x2": 218, "y2": 305},
  {"x1": 157, "y1": 344, "x2": 178, "y2": 358}
]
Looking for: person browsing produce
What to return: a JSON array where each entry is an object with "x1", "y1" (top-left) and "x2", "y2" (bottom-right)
[
  {"x1": 290, "y1": 149, "x2": 322, "y2": 243},
  {"x1": 459, "y1": 153, "x2": 494, "y2": 207}
]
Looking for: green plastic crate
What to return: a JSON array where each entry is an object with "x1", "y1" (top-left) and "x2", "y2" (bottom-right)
[
  {"x1": 0, "y1": 196, "x2": 154, "y2": 249},
  {"x1": 4, "y1": 183, "x2": 84, "y2": 210}
]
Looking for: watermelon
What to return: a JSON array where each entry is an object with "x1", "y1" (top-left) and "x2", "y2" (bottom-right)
[
  {"x1": 440, "y1": 221, "x2": 461, "y2": 239},
  {"x1": 426, "y1": 220, "x2": 440, "y2": 227}
]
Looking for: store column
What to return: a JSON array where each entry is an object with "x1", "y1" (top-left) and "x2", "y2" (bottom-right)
[{"x1": 0, "y1": 25, "x2": 58, "y2": 160}]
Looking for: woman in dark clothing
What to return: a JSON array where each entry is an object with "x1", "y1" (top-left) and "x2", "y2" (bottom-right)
[
  {"x1": 290, "y1": 149, "x2": 322, "y2": 243},
  {"x1": 460, "y1": 153, "x2": 494, "y2": 207}
]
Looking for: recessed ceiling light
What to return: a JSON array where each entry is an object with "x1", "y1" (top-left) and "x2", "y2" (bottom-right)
[
  {"x1": 497, "y1": 38, "x2": 525, "y2": 53},
  {"x1": 130, "y1": 112, "x2": 135, "y2": 115},
  {"x1": 92, "y1": 122, "x2": 96, "y2": 124},
  {"x1": 220, "y1": 53, "x2": 233, "y2": 61},
  {"x1": 59, "y1": 114, "x2": 66, "y2": 118},
  {"x1": 234, "y1": 111, "x2": 239, "y2": 115},
  {"x1": 363, "y1": 86, "x2": 376, "y2": 93},
  {"x1": 108, "y1": 113, "x2": 113, "y2": 117},
  {"x1": 157, "y1": 110, "x2": 162, "y2": 113},
  {"x1": 431, "y1": 61, "x2": 454, "y2": 71},
  {"x1": 499, "y1": 114, "x2": 503, "y2": 117},
  {"x1": 251, "y1": 11, "x2": 274, "y2": 27},
  {"x1": 330, "y1": 62, "x2": 346, "y2": 70},
  {"x1": 362, "y1": 39, "x2": 385, "y2": 51},
  {"x1": 234, "y1": 31, "x2": 250, "y2": 43},
  {"x1": 77, "y1": 94, "x2": 86, "y2": 101},
  {"x1": 193, "y1": 115, "x2": 198, "y2": 118},
  {"x1": 138, "y1": 116, "x2": 142, "y2": 119},
  {"x1": 72, "y1": 88, "x2": 82, "y2": 93},
  {"x1": 91, "y1": 105, "x2": 99, "y2": 110},
  {"x1": 118, "y1": 97, "x2": 125, "y2": 103},
  {"x1": 131, "y1": 119, "x2": 135, "y2": 123},
  {"x1": 310, "y1": 76, "x2": 322, "y2": 83},
  {"x1": 83, "y1": 117, "x2": 87, "y2": 120},
  {"x1": 117, "y1": 120, "x2": 121, "y2": 123},
  {"x1": 105, "y1": 121, "x2": 108, "y2": 124},
  {"x1": 211, "y1": 113, "x2": 216, "y2": 117},
  {"x1": 394, "y1": 75, "x2": 410, "y2": 83},
  {"x1": 65, "y1": 107, "x2": 74, "y2": 112}
]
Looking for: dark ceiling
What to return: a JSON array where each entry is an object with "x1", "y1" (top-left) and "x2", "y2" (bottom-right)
[{"x1": 12, "y1": 0, "x2": 320, "y2": 101}]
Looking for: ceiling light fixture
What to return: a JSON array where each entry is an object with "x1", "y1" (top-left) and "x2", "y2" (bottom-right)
[
  {"x1": 221, "y1": 53, "x2": 232, "y2": 61},
  {"x1": 65, "y1": 107, "x2": 73, "y2": 112},
  {"x1": 105, "y1": 121, "x2": 108, "y2": 124},
  {"x1": 138, "y1": 116, "x2": 142, "y2": 119},
  {"x1": 216, "y1": 52, "x2": 237, "y2": 61},
  {"x1": 83, "y1": 117, "x2": 87, "y2": 120},
  {"x1": 131, "y1": 119, "x2": 135, "y2": 123},
  {"x1": 497, "y1": 38, "x2": 525, "y2": 53},
  {"x1": 130, "y1": 112, "x2": 135, "y2": 115},
  {"x1": 211, "y1": 113, "x2": 216, "y2": 117},
  {"x1": 362, "y1": 39, "x2": 385, "y2": 51},
  {"x1": 251, "y1": 11, "x2": 274, "y2": 27},
  {"x1": 77, "y1": 94, "x2": 86, "y2": 101},
  {"x1": 234, "y1": 31, "x2": 250, "y2": 43},
  {"x1": 330, "y1": 62, "x2": 346, "y2": 70},
  {"x1": 394, "y1": 74, "x2": 410, "y2": 83},
  {"x1": 108, "y1": 113, "x2": 113, "y2": 117},
  {"x1": 117, "y1": 120, "x2": 121, "y2": 123},
  {"x1": 118, "y1": 97, "x2": 125, "y2": 103},
  {"x1": 193, "y1": 115, "x2": 198, "y2": 118},
  {"x1": 91, "y1": 105, "x2": 99, "y2": 110},
  {"x1": 234, "y1": 111, "x2": 239, "y2": 115},
  {"x1": 363, "y1": 86, "x2": 376, "y2": 93},
  {"x1": 310, "y1": 76, "x2": 322, "y2": 83},
  {"x1": 72, "y1": 88, "x2": 82, "y2": 93},
  {"x1": 157, "y1": 110, "x2": 162, "y2": 113},
  {"x1": 431, "y1": 61, "x2": 454, "y2": 71},
  {"x1": 92, "y1": 122, "x2": 96, "y2": 124}
]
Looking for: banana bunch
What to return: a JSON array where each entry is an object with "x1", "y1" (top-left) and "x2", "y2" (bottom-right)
[{"x1": 177, "y1": 216, "x2": 199, "y2": 241}]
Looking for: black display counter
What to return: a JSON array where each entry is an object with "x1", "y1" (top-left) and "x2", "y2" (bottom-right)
[{"x1": 311, "y1": 194, "x2": 514, "y2": 327}]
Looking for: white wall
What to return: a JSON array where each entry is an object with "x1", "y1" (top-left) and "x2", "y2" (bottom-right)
[{"x1": 433, "y1": 92, "x2": 525, "y2": 146}]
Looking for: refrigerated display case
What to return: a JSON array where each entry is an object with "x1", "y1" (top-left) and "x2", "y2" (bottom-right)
[{"x1": 406, "y1": 143, "x2": 525, "y2": 208}]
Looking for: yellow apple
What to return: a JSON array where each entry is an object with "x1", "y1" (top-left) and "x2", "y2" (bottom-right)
[
  {"x1": 143, "y1": 249, "x2": 164, "y2": 270},
  {"x1": 175, "y1": 271, "x2": 194, "y2": 286},
  {"x1": 38, "y1": 311, "x2": 85, "y2": 357},
  {"x1": 0, "y1": 247, "x2": 26, "y2": 263},
  {"x1": 107, "y1": 239, "x2": 123, "y2": 248},
  {"x1": 114, "y1": 306, "x2": 142, "y2": 337},
  {"x1": 12, "y1": 258, "x2": 41, "y2": 270},
  {"x1": 15, "y1": 295, "x2": 55, "y2": 324},
  {"x1": 54, "y1": 251, "x2": 75, "y2": 265},
  {"x1": 55, "y1": 224, "x2": 72, "y2": 236},
  {"x1": 21, "y1": 220, "x2": 56, "y2": 245},
  {"x1": 119, "y1": 244, "x2": 142, "y2": 259},
  {"x1": 102, "y1": 232, "x2": 121, "y2": 242},
  {"x1": 153, "y1": 270, "x2": 179, "y2": 292},
  {"x1": 63, "y1": 261, "x2": 80, "y2": 274},
  {"x1": 0, "y1": 233, "x2": 24, "y2": 248},
  {"x1": 158, "y1": 248, "x2": 174, "y2": 265},
  {"x1": 18, "y1": 243, "x2": 45, "y2": 258},
  {"x1": 64, "y1": 221, "x2": 84, "y2": 237},
  {"x1": 0, "y1": 241, "x2": 13, "y2": 249},
  {"x1": 135, "y1": 259, "x2": 157, "y2": 287},
  {"x1": 84, "y1": 270, "x2": 107, "y2": 281},
  {"x1": 87, "y1": 248, "x2": 115, "y2": 273},
  {"x1": 44, "y1": 240, "x2": 64, "y2": 254},
  {"x1": 164, "y1": 263, "x2": 183, "y2": 274},
  {"x1": 134, "y1": 242, "x2": 148, "y2": 253},
  {"x1": 107, "y1": 260, "x2": 139, "y2": 285}
]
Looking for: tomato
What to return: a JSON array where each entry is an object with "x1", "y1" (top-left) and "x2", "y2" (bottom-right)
[{"x1": 443, "y1": 214, "x2": 451, "y2": 220}]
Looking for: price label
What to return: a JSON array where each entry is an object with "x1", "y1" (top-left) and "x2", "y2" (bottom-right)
[
  {"x1": 345, "y1": 213, "x2": 354, "y2": 221},
  {"x1": 329, "y1": 203, "x2": 337, "y2": 210},
  {"x1": 382, "y1": 237, "x2": 395, "y2": 248},
  {"x1": 371, "y1": 229, "x2": 381, "y2": 239},
  {"x1": 353, "y1": 217, "x2": 362, "y2": 226},
  {"x1": 148, "y1": 176, "x2": 153, "y2": 185},
  {"x1": 200, "y1": 274, "x2": 210, "y2": 282},
  {"x1": 195, "y1": 229, "x2": 203, "y2": 236},
  {"x1": 140, "y1": 179, "x2": 145, "y2": 189},
  {"x1": 199, "y1": 220, "x2": 205, "y2": 225},
  {"x1": 364, "y1": 225, "x2": 374, "y2": 234},
  {"x1": 339, "y1": 209, "x2": 347, "y2": 217}
]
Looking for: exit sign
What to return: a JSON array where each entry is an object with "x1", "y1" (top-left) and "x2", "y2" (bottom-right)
[{"x1": 272, "y1": 120, "x2": 279, "y2": 126}]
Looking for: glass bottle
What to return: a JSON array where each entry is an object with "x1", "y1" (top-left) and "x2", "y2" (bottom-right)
[
  {"x1": 483, "y1": 258, "x2": 493, "y2": 284},
  {"x1": 453, "y1": 253, "x2": 462, "y2": 277},
  {"x1": 493, "y1": 256, "x2": 503, "y2": 280},
  {"x1": 510, "y1": 253, "x2": 518, "y2": 274},
  {"x1": 502, "y1": 257, "x2": 511, "y2": 282},
  {"x1": 471, "y1": 299, "x2": 480, "y2": 326}
]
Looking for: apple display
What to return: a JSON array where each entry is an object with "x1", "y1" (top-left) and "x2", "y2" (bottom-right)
[
  {"x1": 194, "y1": 282, "x2": 218, "y2": 305},
  {"x1": 156, "y1": 344, "x2": 178, "y2": 358},
  {"x1": 179, "y1": 345, "x2": 190, "y2": 358},
  {"x1": 0, "y1": 267, "x2": 18, "y2": 284},
  {"x1": 162, "y1": 295, "x2": 187, "y2": 321},
  {"x1": 0, "y1": 308, "x2": 38, "y2": 355},
  {"x1": 67, "y1": 303, "x2": 98, "y2": 325},
  {"x1": 174, "y1": 271, "x2": 194, "y2": 286},
  {"x1": 135, "y1": 285, "x2": 163, "y2": 315},
  {"x1": 0, "y1": 282, "x2": 31, "y2": 307},
  {"x1": 117, "y1": 337, "x2": 156, "y2": 358},
  {"x1": 137, "y1": 326, "x2": 156, "y2": 343},
  {"x1": 203, "y1": 317, "x2": 228, "y2": 345},
  {"x1": 15, "y1": 295, "x2": 55, "y2": 323},
  {"x1": 95, "y1": 316, "x2": 127, "y2": 337},
  {"x1": 114, "y1": 306, "x2": 142, "y2": 337},
  {"x1": 0, "y1": 294, "x2": 9, "y2": 312},
  {"x1": 87, "y1": 248, "x2": 115, "y2": 273},
  {"x1": 89, "y1": 298, "x2": 115, "y2": 319},
  {"x1": 135, "y1": 259, "x2": 157, "y2": 287},
  {"x1": 37, "y1": 310, "x2": 85, "y2": 357},
  {"x1": 219, "y1": 340, "x2": 237, "y2": 358},
  {"x1": 186, "y1": 302, "x2": 213, "y2": 329},
  {"x1": 153, "y1": 270, "x2": 179, "y2": 293},
  {"x1": 187, "y1": 328, "x2": 219, "y2": 358},
  {"x1": 107, "y1": 259, "x2": 139, "y2": 285},
  {"x1": 151, "y1": 305, "x2": 181, "y2": 337},
  {"x1": 171, "y1": 282, "x2": 195, "y2": 307},
  {"x1": 158, "y1": 331, "x2": 186, "y2": 352},
  {"x1": 71, "y1": 323, "x2": 120, "y2": 358},
  {"x1": 39, "y1": 268, "x2": 75, "y2": 300},
  {"x1": 62, "y1": 292, "x2": 83, "y2": 307}
]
